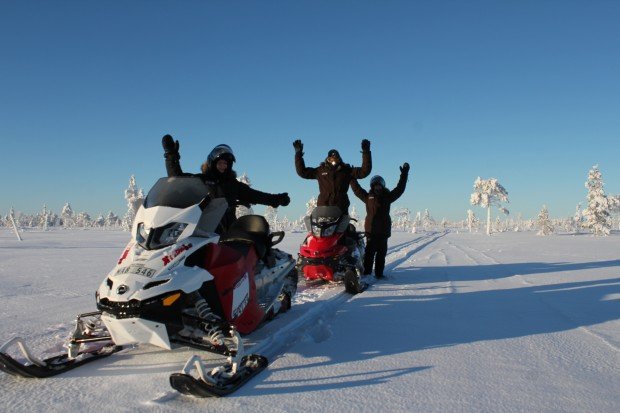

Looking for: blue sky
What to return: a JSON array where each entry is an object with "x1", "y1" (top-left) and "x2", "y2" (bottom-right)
[{"x1": 1, "y1": 1, "x2": 619, "y2": 221}]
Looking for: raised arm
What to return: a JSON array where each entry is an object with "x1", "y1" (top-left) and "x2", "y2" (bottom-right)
[
  {"x1": 350, "y1": 178, "x2": 369, "y2": 202},
  {"x1": 162, "y1": 134, "x2": 186, "y2": 177},
  {"x1": 294, "y1": 139, "x2": 318, "y2": 179},
  {"x1": 389, "y1": 163, "x2": 410, "y2": 203},
  {"x1": 351, "y1": 139, "x2": 372, "y2": 179}
]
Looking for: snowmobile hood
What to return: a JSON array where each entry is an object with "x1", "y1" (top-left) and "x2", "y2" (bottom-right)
[{"x1": 100, "y1": 237, "x2": 216, "y2": 303}]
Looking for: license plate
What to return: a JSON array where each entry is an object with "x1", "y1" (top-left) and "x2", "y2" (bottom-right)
[{"x1": 116, "y1": 264, "x2": 156, "y2": 278}]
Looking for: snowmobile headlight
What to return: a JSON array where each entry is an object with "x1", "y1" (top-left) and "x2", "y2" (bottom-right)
[
  {"x1": 312, "y1": 226, "x2": 322, "y2": 237},
  {"x1": 137, "y1": 222, "x2": 188, "y2": 250},
  {"x1": 150, "y1": 222, "x2": 188, "y2": 250},
  {"x1": 322, "y1": 225, "x2": 336, "y2": 237}
]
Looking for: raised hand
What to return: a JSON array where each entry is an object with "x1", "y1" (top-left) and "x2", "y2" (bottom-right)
[
  {"x1": 293, "y1": 139, "x2": 304, "y2": 154},
  {"x1": 162, "y1": 134, "x2": 179, "y2": 156},
  {"x1": 278, "y1": 193, "x2": 291, "y2": 207},
  {"x1": 400, "y1": 162, "x2": 410, "y2": 174},
  {"x1": 271, "y1": 193, "x2": 290, "y2": 208},
  {"x1": 361, "y1": 139, "x2": 370, "y2": 152}
]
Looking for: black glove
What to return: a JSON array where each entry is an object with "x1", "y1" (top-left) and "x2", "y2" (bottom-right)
[
  {"x1": 400, "y1": 162, "x2": 410, "y2": 174},
  {"x1": 272, "y1": 193, "x2": 290, "y2": 207},
  {"x1": 293, "y1": 139, "x2": 304, "y2": 155},
  {"x1": 361, "y1": 139, "x2": 370, "y2": 152},
  {"x1": 162, "y1": 134, "x2": 180, "y2": 158}
]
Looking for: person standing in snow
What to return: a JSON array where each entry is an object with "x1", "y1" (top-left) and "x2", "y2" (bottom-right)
[
  {"x1": 350, "y1": 163, "x2": 409, "y2": 278},
  {"x1": 162, "y1": 134, "x2": 290, "y2": 232},
  {"x1": 293, "y1": 139, "x2": 372, "y2": 214}
]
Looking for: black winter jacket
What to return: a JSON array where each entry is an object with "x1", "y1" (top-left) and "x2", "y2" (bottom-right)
[
  {"x1": 350, "y1": 172, "x2": 407, "y2": 237},
  {"x1": 295, "y1": 150, "x2": 372, "y2": 214},
  {"x1": 165, "y1": 156, "x2": 282, "y2": 231}
]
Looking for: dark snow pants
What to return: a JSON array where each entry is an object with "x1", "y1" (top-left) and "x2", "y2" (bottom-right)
[{"x1": 364, "y1": 235, "x2": 388, "y2": 277}]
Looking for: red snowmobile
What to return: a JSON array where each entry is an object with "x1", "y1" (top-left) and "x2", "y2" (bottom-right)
[{"x1": 297, "y1": 206, "x2": 366, "y2": 294}]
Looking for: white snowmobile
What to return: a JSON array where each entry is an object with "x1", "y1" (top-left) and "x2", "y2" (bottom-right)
[{"x1": 0, "y1": 176, "x2": 297, "y2": 397}]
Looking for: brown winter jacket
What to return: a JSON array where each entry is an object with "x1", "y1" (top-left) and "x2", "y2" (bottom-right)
[
  {"x1": 350, "y1": 172, "x2": 408, "y2": 237},
  {"x1": 295, "y1": 150, "x2": 372, "y2": 214}
]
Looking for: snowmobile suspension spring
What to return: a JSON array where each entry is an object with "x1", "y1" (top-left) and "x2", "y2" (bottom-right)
[
  {"x1": 194, "y1": 298, "x2": 225, "y2": 345},
  {"x1": 194, "y1": 298, "x2": 219, "y2": 322},
  {"x1": 202, "y1": 323, "x2": 225, "y2": 346}
]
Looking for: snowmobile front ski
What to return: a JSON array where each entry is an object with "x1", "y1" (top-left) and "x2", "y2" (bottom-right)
[
  {"x1": 0, "y1": 336, "x2": 122, "y2": 378},
  {"x1": 170, "y1": 325, "x2": 268, "y2": 397},
  {"x1": 344, "y1": 269, "x2": 367, "y2": 294},
  {"x1": 170, "y1": 354, "x2": 268, "y2": 397}
]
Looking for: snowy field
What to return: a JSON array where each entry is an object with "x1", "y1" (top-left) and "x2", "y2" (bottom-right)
[{"x1": 0, "y1": 229, "x2": 618, "y2": 413}]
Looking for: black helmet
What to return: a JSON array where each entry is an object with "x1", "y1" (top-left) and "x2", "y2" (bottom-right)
[
  {"x1": 207, "y1": 144, "x2": 236, "y2": 165},
  {"x1": 326, "y1": 149, "x2": 341, "y2": 166},
  {"x1": 370, "y1": 175, "x2": 385, "y2": 188}
]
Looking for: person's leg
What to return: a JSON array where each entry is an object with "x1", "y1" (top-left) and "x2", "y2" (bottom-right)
[
  {"x1": 374, "y1": 236, "x2": 388, "y2": 278},
  {"x1": 363, "y1": 236, "x2": 376, "y2": 275}
]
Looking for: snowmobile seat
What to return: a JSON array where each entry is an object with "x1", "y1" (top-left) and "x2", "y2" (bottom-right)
[{"x1": 219, "y1": 215, "x2": 270, "y2": 258}]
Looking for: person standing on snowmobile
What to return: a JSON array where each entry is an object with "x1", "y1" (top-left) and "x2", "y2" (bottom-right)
[
  {"x1": 350, "y1": 163, "x2": 410, "y2": 278},
  {"x1": 162, "y1": 134, "x2": 290, "y2": 232},
  {"x1": 293, "y1": 139, "x2": 372, "y2": 214}
]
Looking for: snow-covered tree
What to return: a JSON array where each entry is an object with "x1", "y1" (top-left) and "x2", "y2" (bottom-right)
[
  {"x1": 570, "y1": 203, "x2": 583, "y2": 234},
  {"x1": 305, "y1": 196, "x2": 317, "y2": 216},
  {"x1": 582, "y1": 165, "x2": 612, "y2": 236},
  {"x1": 93, "y1": 214, "x2": 106, "y2": 228},
  {"x1": 494, "y1": 216, "x2": 503, "y2": 233},
  {"x1": 466, "y1": 209, "x2": 478, "y2": 233},
  {"x1": 279, "y1": 216, "x2": 291, "y2": 231},
  {"x1": 470, "y1": 177, "x2": 509, "y2": 235},
  {"x1": 411, "y1": 211, "x2": 421, "y2": 233},
  {"x1": 75, "y1": 211, "x2": 92, "y2": 228},
  {"x1": 37, "y1": 204, "x2": 50, "y2": 230},
  {"x1": 392, "y1": 207, "x2": 411, "y2": 232},
  {"x1": 61, "y1": 202, "x2": 74, "y2": 228},
  {"x1": 536, "y1": 205, "x2": 554, "y2": 236},
  {"x1": 263, "y1": 206, "x2": 278, "y2": 231},
  {"x1": 105, "y1": 211, "x2": 120, "y2": 228},
  {"x1": 122, "y1": 175, "x2": 144, "y2": 231},
  {"x1": 422, "y1": 209, "x2": 435, "y2": 231},
  {"x1": 235, "y1": 173, "x2": 255, "y2": 217},
  {"x1": 440, "y1": 218, "x2": 448, "y2": 230},
  {"x1": 350, "y1": 205, "x2": 366, "y2": 231},
  {"x1": 609, "y1": 195, "x2": 620, "y2": 230},
  {"x1": 8, "y1": 207, "x2": 22, "y2": 240}
]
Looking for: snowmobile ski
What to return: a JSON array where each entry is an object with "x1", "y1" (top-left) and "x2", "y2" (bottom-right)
[
  {"x1": 0, "y1": 338, "x2": 122, "y2": 379},
  {"x1": 344, "y1": 269, "x2": 367, "y2": 294},
  {"x1": 170, "y1": 354, "x2": 268, "y2": 397}
]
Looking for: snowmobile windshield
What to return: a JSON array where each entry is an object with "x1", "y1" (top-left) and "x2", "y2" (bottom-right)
[
  {"x1": 310, "y1": 206, "x2": 343, "y2": 237},
  {"x1": 144, "y1": 177, "x2": 213, "y2": 209}
]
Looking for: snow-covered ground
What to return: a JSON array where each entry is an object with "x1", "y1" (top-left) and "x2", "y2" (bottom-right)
[{"x1": 1, "y1": 229, "x2": 618, "y2": 412}]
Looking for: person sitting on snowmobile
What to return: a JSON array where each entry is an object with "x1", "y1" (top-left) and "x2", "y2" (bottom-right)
[
  {"x1": 350, "y1": 163, "x2": 409, "y2": 278},
  {"x1": 293, "y1": 139, "x2": 372, "y2": 214},
  {"x1": 162, "y1": 134, "x2": 290, "y2": 232}
]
